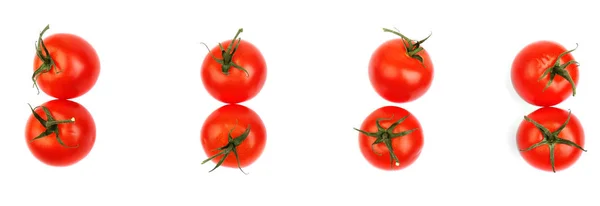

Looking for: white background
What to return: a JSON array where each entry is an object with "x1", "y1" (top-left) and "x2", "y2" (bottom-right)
[{"x1": 0, "y1": 0, "x2": 598, "y2": 205}]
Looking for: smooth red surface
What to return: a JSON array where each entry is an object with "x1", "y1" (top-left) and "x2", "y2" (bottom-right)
[
  {"x1": 358, "y1": 106, "x2": 424, "y2": 171},
  {"x1": 25, "y1": 99, "x2": 96, "y2": 167},
  {"x1": 511, "y1": 41, "x2": 579, "y2": 107},
  {"x1": 33, "y1": 33, "x2": 100, "y2": 99},
  {"x1": 201, "y1": 39, "x2": 267, "y2": 104},
  {"x1": 369, "y1": 39, "x2": 434, "y2": 103},
  {"x1": 516, "y1": 107, "x2": 585, "y2": 172},
  {"x1": 201, "y1": 104, "x2": 267, "y2": 168}
]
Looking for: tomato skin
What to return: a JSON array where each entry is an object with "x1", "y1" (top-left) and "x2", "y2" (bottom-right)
[
  {"x1": 201, "y1": 104, "x2": 267, "y2": 168},
  {"x1": 201, "y1": 39, "x2": 267, "y2": 104},
  {"x1": 33, "y1": 33, "x2": 101, "y2": 99},
  {"x1": 25, "y1": 99, "x2": 96, "y2": 167},
  {"x1": 511, "y1": 41, "x2": 579, "y2": 107},
  {"x1": 368, "y1": 39, "x2": 434, "y2": 103},
  {"x1": 516, "y1": 107, "x2": 584, "y2": 172},
  {"x1": 357, "y1": 106, "x2": 424, "y2": 171}
]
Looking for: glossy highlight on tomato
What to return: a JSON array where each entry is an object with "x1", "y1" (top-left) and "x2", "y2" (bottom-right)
[
  {"x1": 511, "y1": 41, "x2": 579, "y2": 107},
  {"x1": 354, "y1": 106, "x2": 424, "y2": 171},
  {"x1": 200, "y1": 104, "x2": 267, "y2": 174},
  {"x1": 25, "y1": 99, "x2": 96, "y2": 167},
  {"x1": 32, "y1": 25, "x2": 101, "y2": 99},
  {"x1": 201, "y1": 28, "x2": 267, "y2": 104},
  {"x1": 516, "y1": 107, "x2": 586, "y2": 173},
  {"x1": 368, "y1": 28, "x2": 434, "y2": 103}
]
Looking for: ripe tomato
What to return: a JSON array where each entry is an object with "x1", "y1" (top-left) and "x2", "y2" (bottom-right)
[
  {"x1": 201, "y1": 28, "x2": 267, "y2": 104},
  {"x1": 368, "y1": 28, "x2": 434, "y2": 103},
  {"x1": 516, "y1": 107, "x2": 586, "y2": 173},
  {"x1": 354, "y1": 106, "x2": 424, "y2": 171},
  {"x1": 511, "y1": 41, "x2": 579, "y2": 107},
  {"x1": 201, "y1": 104, "x2": 267, "y2": 174},
  {"x1": 32, "y1": 25, "x2": 101, "y2": 99},
  {"x1": 25, "y1": 99, "x2": 96, "y2": 167}
]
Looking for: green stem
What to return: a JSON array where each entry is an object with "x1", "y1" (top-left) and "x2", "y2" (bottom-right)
[
  {"x1": 519, "y1": 109, "x2": 587, "y2": 173},
  {"x1": 201, "y1": 120, "x2": 252, "y2": 175},
  {"x1": 538, "y1": 44, "x2": 579, "y2": 96},
  {"x1": 200, "y1": 28, "x2": 249, "y2": 77},
  {"x1": 45, "y1": 118, "x2": 75, "y2": 127},
  {"x1": 383, "y1": 27, "x2": 432, "y2": 67},
  {"x1": 32, "y1": 24, "x2": 61, "y2": 95},
  {"x1": 354, "y1": 114, "x2": 418, "y2": 169},
  {"x1": 27, "y1": 103, "x2": 78, "y2": 148}
]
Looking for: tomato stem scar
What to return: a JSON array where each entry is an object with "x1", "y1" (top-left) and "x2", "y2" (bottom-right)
[
  {"x1": 354, "y1": 114, "x2": 418, "y2": 169},
  {"x1": 382, "y1": 27, "x2": 432, "y2": 67},
  {"x1": 538, "y1": 43, "x2": 579, "y2": 96},
  {"x1": 32, "y1": 24, "x2": 62, "y2": 95},
  {"x1": 200, "y1": 28, "x2": 250, "y2": 77},
  {"x1": 201, "y1": 119, "x2": 251, "y2": 175},
  {"x1": 519, "y1": 109, "x2": 587, "y2": 173},
  {"x1": 27, "y1": 103, "x2": 78, "y2": 148}
]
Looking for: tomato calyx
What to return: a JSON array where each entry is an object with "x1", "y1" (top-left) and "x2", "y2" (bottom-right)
[
  {"x1": 382, "y1": 27, "x2": 432, "y2": 67},
  {"x1": 27, "y1": 103, "x2": 78, "y2": 148},
  {"x1": 519, "y1": 109, "x2": 587, "y2": 173},
  {"x1": 201, "y1": 28, "x2": 250, "y2": 77},
  {"x1": 538, "y1": 44, "x2": 579, "y2": 96},
  {"x1": 32, "y1": 24, "x2": 62, "y2": 95},
  {"x1": 201, "y1": 120, "x2": 251, "y2": 175},
  {"x1": 354, "y1": 114, "x2": 418, "y2": 168}
]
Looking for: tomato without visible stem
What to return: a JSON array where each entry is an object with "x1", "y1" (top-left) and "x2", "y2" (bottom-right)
[
  {"x1": 516, "y1": 107, "x2": 586, "y2": 173},
  {"x1": 201, "y1": 104, "x2": 267, "y2": 174},
  {"x1": 354, "y1": 106, "x2": 424, "y2": 171},
  {"x1": 201, "y1": 28, "x2": 267, "y2": 104},
  {"x1": 25, "y1": 99, "x2": 96, "y2": 167},
  {"x1": 32, "y1": 25, "x2": 101, "y2": 99},
  {"x1": 511, "y1": 41, "x2": 579, "y2": 107},
  {"x1": 369, "y1": 28, "x2": 434, "y2": 103}
]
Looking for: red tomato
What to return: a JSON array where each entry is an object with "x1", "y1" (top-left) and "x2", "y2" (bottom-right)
[
  {"x1": 32, "y1": 25, "x2": 101, "y2": 99},
  {"x1": 25, "y1": 99, "x2": 96, "y2": 167},
  {"x1": 516, "y1": 107, "x2": 586, "y2": 173},
  {"x1": 201, "y1": 28, "x2": 267, "y2": 104},
  {"x1": 201, "y1": 104, "x2": 267, "y2": 174},
  {"x1": 355, "y1": 106, "x2": 424, "y2": 171},
  {"x1": 368, "y1": 28, "x2": 434, "y2": 103},
  {"x1": 511, "y1": 41, "x2": 579, "y2": 107}
]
